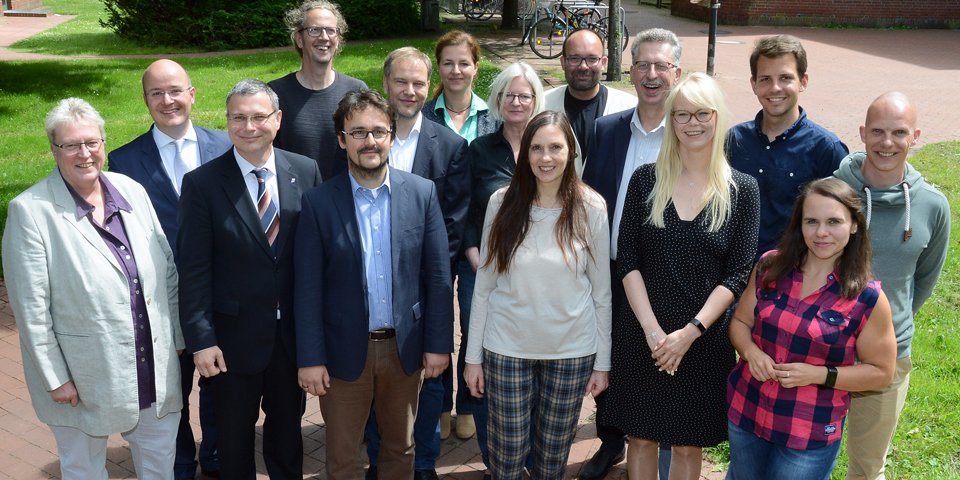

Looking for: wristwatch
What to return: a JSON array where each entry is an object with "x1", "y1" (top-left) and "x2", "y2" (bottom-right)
[
  {"x1": 824, "y1": 366, "x2": 838, "y2": 388},
  {"x1": 688, "y1": 318, "x2": 706, "y2": 334}
]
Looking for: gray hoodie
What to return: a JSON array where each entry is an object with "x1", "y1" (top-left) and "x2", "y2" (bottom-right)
[{"x1": 833, "y1": 152, "x2": 951, "y2": 358}]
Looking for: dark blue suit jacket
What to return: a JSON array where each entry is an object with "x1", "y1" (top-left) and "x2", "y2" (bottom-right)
[
  {"x1": 410, "y1": 119, "x2": 469, "y2": 264},
  {"x1": 582, "y1": 109, "x2": 633, "y2": 227},
  {"x1": 177, "y1": 148, "x2": 322, "y2": 373},
  {"x1": 294, "y1": 168, "x2": 454, "y2": 381},
  {"x1": 108, "y1": 125, "x2": 232, "y2": 257}
]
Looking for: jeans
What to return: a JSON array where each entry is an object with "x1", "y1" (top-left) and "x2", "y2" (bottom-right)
[
  {"x1": 366, "y1": 376, "x2": 444, "y2": 470},
  {"x1": 726, "y1": 420, "x2": 841, "y2": 480}
]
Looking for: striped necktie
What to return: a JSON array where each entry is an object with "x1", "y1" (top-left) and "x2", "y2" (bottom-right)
[{"x1": 253, "y1": 168, "x2": 279, "y2": 245}]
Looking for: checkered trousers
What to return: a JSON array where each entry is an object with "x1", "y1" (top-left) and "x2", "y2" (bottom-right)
[
  {"x1": 727, "y1": 264, "x2": 881, "y2": 450},
  {"x1": 483, "y1": 350, "x2": 595, "y2": 480}
]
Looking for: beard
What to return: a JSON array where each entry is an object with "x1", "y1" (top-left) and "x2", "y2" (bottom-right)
[{"x1": 348, "y1": 147, "x2": 389, "y2": 180}]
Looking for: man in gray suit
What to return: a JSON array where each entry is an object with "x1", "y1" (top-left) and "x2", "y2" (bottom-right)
[
  {"x1": 3, "y1": 98, "x2": 183, "y2": 479},
  {"x1": 108, "y1": 59, "x2": 231, "y2": 480}
]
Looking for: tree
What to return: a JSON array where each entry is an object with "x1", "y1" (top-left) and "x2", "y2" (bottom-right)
[{"x1": 501, "y1": 0, "x2": 519, "y2": 29}]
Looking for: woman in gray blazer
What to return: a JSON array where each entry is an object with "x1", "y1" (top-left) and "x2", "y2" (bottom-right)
[{"x1": 2, "y1": 98, "x2": 183, "y2": 480}]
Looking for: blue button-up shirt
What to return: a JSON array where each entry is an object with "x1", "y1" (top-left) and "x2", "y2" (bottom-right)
[
  {"x1": 727, "y1": 108, "x2": 848, "y2": 258},
  {"x1": 65, "y1": 174, "x2": 156, "y2": 410},
  {"x1": 349, "y1": 171, "x2": 394, "y2": 332}
]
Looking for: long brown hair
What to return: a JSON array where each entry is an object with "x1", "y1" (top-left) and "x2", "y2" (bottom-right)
[
  {"x1": 484, "y1": 111, "x2": 591, "y2": 273},
  {"x1": 759, "y1": 178, "x2": 873, "y2": 299},
  {"x1": 432, "y1": 30, "x2": 481, "y2": 100}
]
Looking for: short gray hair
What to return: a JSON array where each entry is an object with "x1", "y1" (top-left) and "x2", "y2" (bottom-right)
[
  {"x1": 486, "y1": 62, "x2": 545, "y2": 123},
  {"x1": 285, "y1": 0, "x2": 348, "y2": 56},
  {"x1": 384, "y1": 47, "x2": 433, "y2": 81},
  {"x1": 45, "y1": 97, "x2": 105, "y2": 143},
  {"x1": 631, "y1": 28, "x2": 682, "y2": 66},
  {"x1": 226, "y1": 79, "x2": 280, "y2": 112}
]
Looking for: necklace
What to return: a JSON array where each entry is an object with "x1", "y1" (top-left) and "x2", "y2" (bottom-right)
[{"x1": 446, "y1": 104, "x2": 469, "y2": 114}]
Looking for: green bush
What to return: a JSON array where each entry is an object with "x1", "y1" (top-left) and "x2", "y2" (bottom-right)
[{"x1": 100, "y1": 0, "x2": 422, "y2": 51}]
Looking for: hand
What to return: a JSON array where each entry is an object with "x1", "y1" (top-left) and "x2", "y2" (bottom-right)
[
  {"x1": 644, "y1": 328, "x2": 667, "y2": 354},
  {"x1": 50, "y1": 381, "x2": 79, "y2": 407},
  {"x1": 299, "y1": 365, "x2": 331, "y2": 396},
  {"x1": 585, "y1": 370, "x2": 609, "y2": 397},
  {"x1": 651, "y1": 326, "x2": 697, "y2": 374},
  {"x1": 193, "y1": 347, "x2": 227, "y2": 378},
  {"x1": 423, "y1": 352, "x2": 449, "y2": 379},
  {"x1": 466, "y1": 247, "x2": 481, "y2": 272},
  {"x1": 743, "y1": 349, "x2": 778, "y2": 382},
  {"x1": 464, "y1": 363, "x2": 485, "y2": 398},
  {"x1": 773, "y1": 363, "x2": 823, "y2": 389}
]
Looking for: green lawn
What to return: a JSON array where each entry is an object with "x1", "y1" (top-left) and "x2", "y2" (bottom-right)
[{"x1": 2, "y1": 3, "x2": 959, "y2": 479}]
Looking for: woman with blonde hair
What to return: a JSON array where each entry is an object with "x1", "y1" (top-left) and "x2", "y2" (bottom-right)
[{"x1": 599, "y1": 72, "x2": 760, "y2": 480}]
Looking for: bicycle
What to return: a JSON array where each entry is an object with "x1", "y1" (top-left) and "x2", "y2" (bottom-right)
[
  {"x1": 462, "y1": 0, "x2": 502, "y2": 21},
  {"x1": 524, "y1": 1, "x2": 628, "y2": 59}
]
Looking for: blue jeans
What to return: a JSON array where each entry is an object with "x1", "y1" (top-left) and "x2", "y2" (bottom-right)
[
  {"x1": 366, "y1": 376, "x2": 444, "y2": 470},
  {"x1": 726, "y1": 420, "x2": 841, "y2": 480},
  {"x1": 174, "y1": 352, "x2": 218, "y2": 479}
]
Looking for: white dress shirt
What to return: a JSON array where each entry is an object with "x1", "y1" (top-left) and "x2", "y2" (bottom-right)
[
  {"x1": 390, "y1": 113, "x2": 423, "y2": 173},
  {"x1": 150, "y1": 122, "x2": 199, "y2": 194},
  {"x1": 610, "y1": 110, "x2": 666, "y2": 259},
  {"x1": 234, "y1": 148, "x2": 280, "y2": 213}
]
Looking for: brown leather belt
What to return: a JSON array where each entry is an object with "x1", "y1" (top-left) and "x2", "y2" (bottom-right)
[{"x1": 368, "y1": 328, "x2": 396, "y2": 341}]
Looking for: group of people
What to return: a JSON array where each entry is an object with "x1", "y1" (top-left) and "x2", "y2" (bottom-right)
[{"x1": 0, "y1": 1, "x2": 950, "y2": 480}]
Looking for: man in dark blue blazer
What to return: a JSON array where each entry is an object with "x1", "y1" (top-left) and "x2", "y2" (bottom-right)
[
  {"x1": 107, "y1": 59, "x2": 232, "y2": 480},
  {"x1": 580, "y1": 28, "x2": 682, "y2": 480},
  {"x1": 295, "y1": 90, "x2": 453, "y2": 480},
  {"x1": 364, "y1": 47, "x2": 469, "y2": 480},
  {"x1": 177, "y1": 80, "x2": 322, "y2": 480}
]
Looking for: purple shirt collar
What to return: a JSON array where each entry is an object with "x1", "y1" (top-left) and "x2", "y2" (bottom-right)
[{"x1": 62, "y1": 173, "x2": 133, "y2": 220}]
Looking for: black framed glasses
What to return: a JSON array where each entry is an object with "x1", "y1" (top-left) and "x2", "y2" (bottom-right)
[
  {"x1": 672, "y1": 109, "x2": 715, "y2": 124},
  {"x1": 300, "y1": 26, "x2": 340, "y2": 38},
  {"x1": 500, "y1": 92, "x2": 535, "y2": 105},
  {"x1": 564, "y1": 55, "x2": 602, "y2": 67},
  {"x1": 342, "y1": 129, "x2": 392, "y2": 140}
]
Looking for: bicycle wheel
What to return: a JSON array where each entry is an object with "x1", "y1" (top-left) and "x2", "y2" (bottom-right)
[
  {"x1": 464, "y1": 0, "x2": 496, "y2": 20},
  {"x1": 570, "y1": 7, "x2": 601, "y2": 29},
  {"x1": 590, "y1": 17, "x2": 629, "y2": 52},
  {"x1": 529, "y1": 17, "x2": 570, "y2": 59}
]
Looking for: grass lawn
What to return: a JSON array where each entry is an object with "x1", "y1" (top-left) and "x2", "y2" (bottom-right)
[{"x1": 2, "y1": 3, "x2": 959, "y2": 479}]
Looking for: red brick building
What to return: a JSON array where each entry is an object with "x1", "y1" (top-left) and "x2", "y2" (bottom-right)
[
  {"x1": 2, "y1": 0, "x2": 43, "y2": 11},
  {"x1": 672, "y1": 0, "x2": 960, "y2": 29}
]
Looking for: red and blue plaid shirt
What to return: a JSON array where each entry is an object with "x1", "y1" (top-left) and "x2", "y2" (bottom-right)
[{"x1": 727, "y1": 257, "x2": 880, "y2": 449}]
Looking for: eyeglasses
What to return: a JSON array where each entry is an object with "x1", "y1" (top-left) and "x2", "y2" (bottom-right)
[
  {"x1": 147, "y1": 87, "x2": 193, "y2": 100},
  {"x1": 300, "y1": 26, "x2": 340, "y2": 38},
  {"x1": 672, "y1": 109, "x2": 715, "y2": 124},
  {"x1": 228, "y1": 110, "x2": 279, "y2": 125},
  {"x1": 53, "y1": 139, "x2": 104, "y2": 154},
  {"x1": 632, "y1": 61, "x2": 676, "y2": 73},
  {"x1": 564, "y1": 55, "x2": 602, "y2": 67},
  {"x1": 500, "y1": 92, "x2": 535, "y2": 105},
  {"x1": 342, "y1": 129, "x2": 392, "y2": 140}
]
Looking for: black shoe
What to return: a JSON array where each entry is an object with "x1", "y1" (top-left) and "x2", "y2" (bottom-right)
[
  {"x1": 413, "y1": 469, "x2": 440, "y2": 480},
  {"x1": 579, "y1": 447, "x2": 625, "y2": 480},
  {"x1": 200, "y1": 470, "x2": 220, "y2": 479},
  {"x1": 365, "y1": 465, "x2": 377, "y2": 480}
]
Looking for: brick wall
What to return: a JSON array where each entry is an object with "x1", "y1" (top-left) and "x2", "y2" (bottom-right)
[
  {"x1": 4, "y1": 0, "x2": 43, "y2": 10},
  {"x1": 672, "y1": 0, "x2": 960, "y2": 29}
]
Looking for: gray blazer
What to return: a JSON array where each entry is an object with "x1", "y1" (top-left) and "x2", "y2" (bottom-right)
[{"x1": 2, "y1": 169, "x2": 183, "y2": 436}]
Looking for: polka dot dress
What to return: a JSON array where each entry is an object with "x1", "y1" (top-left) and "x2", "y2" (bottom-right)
[{"x1": 599, "y1": 163, "x2": 760, "y2": 447}]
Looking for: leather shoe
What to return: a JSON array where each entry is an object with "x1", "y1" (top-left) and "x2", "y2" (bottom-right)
[
  {"x1": 579, "y1": 446, "x2": 625, "y2": 480},
  {"x1": 200, "y1": 470, "x2": 220, "y2": 479},
  {"x1": 455, "y1": 413, "x2": 476, "y2": 439},
  {"x1": 365, "y1": 465, "x2": 377, "y2": 480},
  {"x1": 414, "y1": 469, "x2": 440, "y2": 480}
]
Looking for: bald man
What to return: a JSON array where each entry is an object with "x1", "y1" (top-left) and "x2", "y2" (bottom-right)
[
  {"x1": 833, "y1": 92, "x2": 950, "y2": 480},
  {"x1": 108, "y1": 59, "x2": 232, "y2": 480}
]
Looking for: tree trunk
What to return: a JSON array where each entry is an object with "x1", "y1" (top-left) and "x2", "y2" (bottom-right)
[
  {"x1": 501, "y1": 0, "x2": 519, "y2": 29},
  {"x1": 607, "y1": 0, "x2": 622, "y2": 81}
]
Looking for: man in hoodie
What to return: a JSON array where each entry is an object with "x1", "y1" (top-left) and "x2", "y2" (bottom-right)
[{"x1": 833, "y1": 92, "x2": 950, "y2": 480}]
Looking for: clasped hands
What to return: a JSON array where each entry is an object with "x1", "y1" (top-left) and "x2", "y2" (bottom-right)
[
  {"x1": 744, "y1": 350, "x2": 822, "y2": 388},
  {"x1": 647, "y1": 326, "x2": 698, "y2": 376}
]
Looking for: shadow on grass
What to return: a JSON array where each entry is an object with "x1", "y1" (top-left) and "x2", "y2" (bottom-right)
[{"x1": 0, "y1": 61, "x2": 143, "y2": 100}]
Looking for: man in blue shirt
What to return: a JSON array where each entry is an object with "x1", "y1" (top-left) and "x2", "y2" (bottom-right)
[{"x1": 727, "y1": 35, "x2": 848, "y2": 258}]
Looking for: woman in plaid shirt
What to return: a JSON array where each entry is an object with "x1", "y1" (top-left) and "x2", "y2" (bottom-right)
[{"x1": 726, "y1": 178, "x2": 897, "y2": 479}]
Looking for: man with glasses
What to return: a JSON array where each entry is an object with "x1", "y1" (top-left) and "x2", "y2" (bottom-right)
[
  {"x1": 295, "y1": 89, "x2": 453, "y2": 480},
  {"x1": 727, "y1": 35, "x2": 848, "y2": 259},
  {"x1": 108, "y1": 59, "x2": 231, "y2": 480},
  {"x1": 544, "y1": 28, "x2": 636, "y2": 171},
  {"x1": 269, "y1": 0, "x2": 367, "y2": 180},
  {"x1": 580, "y1": 28, "x2": 682, "y2": 480},
  {"x1": 363, "y1": 47, "x2": 469, "y2": 480},
  {"x1": 177, "y1": 79, "x2": 321, "y2": 479}
]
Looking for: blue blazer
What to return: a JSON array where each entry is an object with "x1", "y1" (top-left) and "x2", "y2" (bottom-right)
[
  {"x1": 411, "y1": 118, "x2": 470, "y2": 265},
  {"x1": 177, "y1": 148, "x2": 322, "y2": 372},
  {"x1": 582, "y1": 109, "x2": 633, "y2": 227},
  {"x1": 294, "y1": 169, "x2": 454, "y2": 381},
  {"x1": 108, "y1": 125, "x2": 232, "y2": 257}
]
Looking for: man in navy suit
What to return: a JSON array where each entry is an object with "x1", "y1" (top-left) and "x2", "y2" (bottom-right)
[
  {"x1": 364, "y1": 47, "x2": 469, "y2": 480},
  {"x1": 107, "y1": 59, "x2": 232, "y2": 480},
  {"x1": 580, "y1": 28, "x2": 682, "y2": 480},
  {"x1": 177, "y1": 79, "x2": 322, "y2": 480},
  {"x1": 295, "y1": 89, "x2": 453, "y2": 480}
]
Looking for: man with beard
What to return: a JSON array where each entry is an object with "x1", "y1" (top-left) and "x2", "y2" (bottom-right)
[
  {"x1": 269, "y1": 0, "x2": 367, "y2": 180},
  {"x1": 363, "y1": 47, "x2": 469, "y2": 480},
  {"x1": 543, "y1": 28, "x2": 636, "y2": 170},
  {"x1": 579, "y1": 28, "x2": 682, "y2": 480},
  {"x1": 295, "y1": 89, "x2": 454, "y2": 480}
]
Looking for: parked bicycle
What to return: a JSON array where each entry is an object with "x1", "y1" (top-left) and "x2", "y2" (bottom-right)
[
  {"x1": 462, "y1": 0, "x2": 502, "y2": 20},
  {"x1": 522, "y1": 0, "x2": 628, "y2": 59}
]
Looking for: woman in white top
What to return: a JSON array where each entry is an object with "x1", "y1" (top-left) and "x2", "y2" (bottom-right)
[{"x1": 464, "y1": 111, "x2": 612, "y2": 480}]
